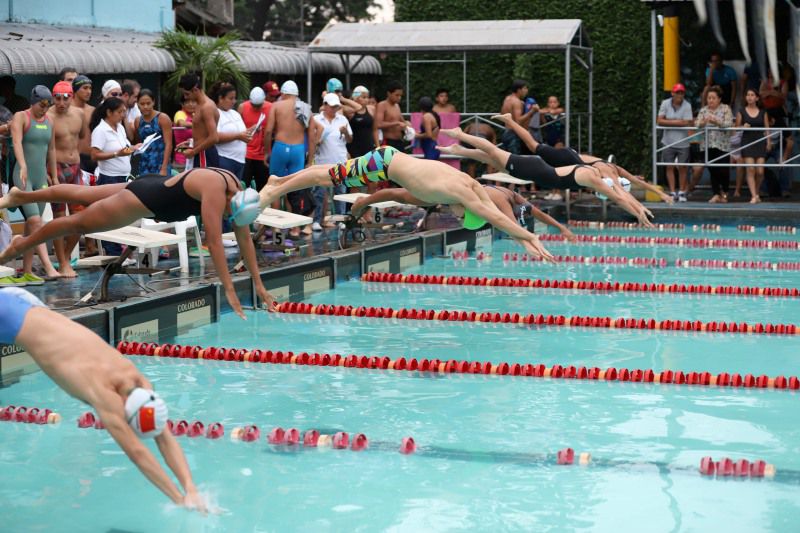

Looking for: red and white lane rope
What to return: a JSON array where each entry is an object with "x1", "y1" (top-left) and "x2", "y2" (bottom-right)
[
  {"x1": 116, "y1": 342, "x2": 800, "y2": 392},
  {"x1": 362, "y1": 272, "x2": 800, "y2": 299},
  {"x1": 568, "y1": 220, "x2": 721, "y2": 232},
  {"x1": 536, "y1": 233, "x2": 800, "y2": 250},
  {"x1": 0, "y1": 405, "x2": 61, "y2": 424}
]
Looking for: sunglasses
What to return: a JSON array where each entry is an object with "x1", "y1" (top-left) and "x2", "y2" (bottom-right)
[
  {"x1": 54, "y1": 93, "x2": 71, "y2": 100},
  {"x1": 108, "y1": 91, "x2": 122, "y2": 97}
]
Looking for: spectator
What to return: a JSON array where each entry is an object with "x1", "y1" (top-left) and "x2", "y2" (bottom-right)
[
  {"x1": 58, "y1": 67, "x2": 78, "y2": 83},
  {"x1": 499, "y1": 80, "x2": 538, "y2": 155},
  {"x1": 262, "y1": 80, "x2": 281, "y2": 104},
  {"x1": 541, "y1": 96, "x2": 566, "y2": 148},
  {"x1": 172, "y1": 95, "x2": 195, "y2": 172},
  {"x1": 72, "y1": 75, "x2": 95, "y2": 173},
  {"x1": 133, "y1": 89, "x2": 172, "y2": 176},
  {"x1": 0, "y1": 75, "x2": 30, "y2": 113},
  {"x1": 735, "y1": 89, "x2": 770, "y2": 204},
  {"x1": 695, "y1": 85, "x2": 733, "y2": 203},
  {"x1": 176, "y1": 73, "x2": 219, "y2": 169},
  {"x1": 657, "y1": 83, "x2": 693, "y2": 202},
  {"x1": 374, "y1": 81, "x2": 408, "y2": 152},
  {"x1": 703, "y1": 51, "x2": 737, "y2": 106},
  {"x1": 311, "y1": 93, "x2": 352, "y2": 230},
  {"x1": 238, "y1": 87, "x2": 271, "y2": 190},
  {"x1": 433, "y1": 88, "x2": 457, "y2": 113},
  {"x1": 100, "y1": 80, "x2": 122, "y2": 102},
  {"x1": 90, "y1": 97, "x2": 139, "y2": 255},
  {"x1": 4, "y1": 86, "x2": 61, "y2": 284},
  {"x1": 210, "y1": 81, "x2": 250, "y2": 181},
  {"x1": 343, "y1": 85, "x2": 376, "y2": 159},
  {"x1": 415, "y1": 96, "x2": 440, "y2": 161},
  {"x1": 121, "y1": 79, "x2": 141, "y2": 130}
]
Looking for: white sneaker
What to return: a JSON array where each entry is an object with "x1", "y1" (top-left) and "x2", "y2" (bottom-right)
[
  {"x1": 222, "y1": 239, "x2": 238, "y2": 247},
  {"x1": 543, "y1": 193, "x2": 554, "y2": 200},
  {"x1": 550, "y1": 193, "x2": 563, "y2": 201},
  {"x1": 677, "y1": 191, "x2": 687, "y2": 202},
  {"x1": 312, "y1": 222, "x2": 323, "y2": 231}
]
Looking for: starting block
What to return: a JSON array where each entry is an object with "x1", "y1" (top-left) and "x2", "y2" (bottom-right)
[
  {"x1": 332, "y1": 193, "x2": 415, "y2": 248},
  {"x1": 224, "y1": 207, "x2": 313, "y2": 257},
  {"x1": 85, "y1": 226, "x2": 185, "y2": 302},
  {"x1": 0, "y1": 265, "x2": 13, "y2": 277},
  {"x1": 478, "y1": 173, "x2": 531, "y2": 186}
]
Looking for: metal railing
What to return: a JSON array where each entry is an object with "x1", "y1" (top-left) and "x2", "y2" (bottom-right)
[{"x1": 655, "y1": 126, "x2": 799, "y2": 168}]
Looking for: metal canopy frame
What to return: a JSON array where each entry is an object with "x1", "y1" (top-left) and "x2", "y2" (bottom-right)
[{"x1": 307, "y1": 19, "x2": 594, "y2": 151}]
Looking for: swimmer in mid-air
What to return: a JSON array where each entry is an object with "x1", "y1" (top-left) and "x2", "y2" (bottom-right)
[
  {"x1": 258, "y1": 146, "x2": 555, "y2": 261},
  {"x1": 0, "y1": 287, "x2": 207, "y2": 512},
  {"x1": 0, "y1": 168, "x2": 276, "y2": 318},
  {"x1": 437, "y1": 123, "x2": 656, "y2": 227},
  {"x1": 350, "y1": 185, "x2": 577, "y2": 242}
]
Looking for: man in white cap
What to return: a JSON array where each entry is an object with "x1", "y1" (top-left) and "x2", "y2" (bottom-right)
[
  {"x1": 263, "y1": 80, "x2": 318, "y2": 234},
  {"x1": 311, "y1": 93, "x2": 352, "y2": 229},
  {"x1": 238, "y1": 86, "x2": 271, "y2": 190},
  {"x1": 100, "y1": 80, "x2": 122, "y2": 102},
  {"x1": 0, "y1": 286, "x2": 207, "y2": 512}
]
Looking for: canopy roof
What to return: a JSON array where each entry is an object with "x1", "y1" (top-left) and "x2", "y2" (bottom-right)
[
  {"x1": 309, "y1": 19, "x2": 589, "y2": 54},
  {"x1": 0, "y1": 23, "x2": 381, "y2": 76}
]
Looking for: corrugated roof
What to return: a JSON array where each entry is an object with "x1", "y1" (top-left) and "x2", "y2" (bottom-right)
[
  {"x1": 0, "y1": 23, "x2": 381, "y2": 76},
  {"x1": 309, "y1": 19, "x2": 589, "y2": 53}
]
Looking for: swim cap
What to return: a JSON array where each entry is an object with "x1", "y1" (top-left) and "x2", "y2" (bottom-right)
[
  {"x1": 403, "y1": 125, "x2": 416, "y2": 142},
  {"x1": 125, "y1": 388, "x2": 168, "y2": 438},
  {"x1": 72, "y1": 75, "x2": 92, "y2": 92},
  {"x1": 52, "y1": 81, "x2": 73, "y2": 96},
  {"x1": 101, "y1": 80, "x2": 122, "y2": 98},
  {"x1": 280, "y1": 80, "x2": 299, "y2": 96},
  {"x1": 326, "y1": 78, "x2": 343, "y2": 93},
  {"x1": 249, "y1": 87, "x2": 266, "y2": 105},
  {"x1": 351, "y1": 85, "x2": 369, "y2": 98},
  {"x1": 463, "y1": 208, "x2": 487, "y2": 230},
  {"x1": 29, "y1": 85, "x2": 52, "y2": 106},
  {"x1": 595, "y1": 177, "x2": 632, "y2": 200},
  {"x1": 229, "y1": 187, "x2": 261, "y2": 226}
]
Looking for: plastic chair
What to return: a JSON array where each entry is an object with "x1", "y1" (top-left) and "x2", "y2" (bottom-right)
[{"x1": 138, "y1": 216, "x2": 201, "y2": 273}]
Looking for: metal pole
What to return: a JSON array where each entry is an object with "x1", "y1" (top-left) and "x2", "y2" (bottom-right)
[
  {"x1": 405, "y1": 51, "x2": 410, "y2": 115},
  {"x1": 300, "y1": 1, "x2": 304, "y2": 42},
  {"x1": 463, "y1": 51, "x2": 467, "y2": 114},
  {"x1": 345, "y1": 53, "x2": 351, "y2": 92},
  {"x1": 588, "y1": 48, "x2": 593, "y2": 154},
  {"x1": 306, "y1": 51, "x2": 313, "y2": 104},
  {"x1": 565, "y1": 45, "x2": 571, "y2": 148},
  {"x1": 651, "y1": 9, "x2": 658, "y2": 184}
]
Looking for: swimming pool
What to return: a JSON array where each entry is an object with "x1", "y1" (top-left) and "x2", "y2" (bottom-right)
[{"x1": 2, "y1": 225, "x2": 800, "y2": 531}]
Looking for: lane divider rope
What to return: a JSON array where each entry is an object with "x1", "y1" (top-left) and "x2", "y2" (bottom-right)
[
  {"x1": 537, "y1": 233, "x2": 800, "y2": 249},
  {"x1": 116, "y1": 342, "x2": 800, "y2": 392},
  {"x1": 361, "y1": 272, "x2": 800, "y2": 299},
  {"x1": 567, "y1": 220, "x2": 721, "y2": 232},
  {"x1": 0, "y1": 405, "x2": 61, "y2": 424}
]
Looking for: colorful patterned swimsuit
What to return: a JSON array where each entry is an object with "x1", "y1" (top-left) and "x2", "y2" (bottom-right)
[{"x1": 328, "y1": 146, "x2": 397, "y2": 187}]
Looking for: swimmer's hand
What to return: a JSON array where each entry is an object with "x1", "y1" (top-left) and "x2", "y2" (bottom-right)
[
  {"x1": 257, "y1": 287, "x2": 278, "y2": 312},
  {"x1": 524, "y1": 236, "x2": 556, "y2": 263},
  {"x1": 225, "y1": 288, "x2": 247, "y2": 320},
  {"x1": 635, "y1": 207, "x2": 655, "y2": 228},
  {"x1": 182, "y1": 488, "x2": 208, "y2": 515},
  {"x1": 660, "y1": 191, "x2": 675, "y2": 204},
  {"x1": 560, "y1": 227, "x2": 578, "y2": 243}
]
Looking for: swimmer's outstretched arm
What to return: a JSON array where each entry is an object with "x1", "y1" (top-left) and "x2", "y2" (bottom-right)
[
  {"x1": 351, "y1": 189, "x2": 431, "y2": 218},
  {"x1": 527, "y1": 203, "x2": 577, "y2": 241},
  {"x1": 574, "y1": 168, "x2": 654, "y2": 227},
  {"x1": 258, "y1": 165, "x2": 333, "y2": 209},
  {"x1": 492, "y1": 113, "x2": 540, "y2": 153},
  {"x1": 233, "y1": 222, "x2": 277, "y2": 311}
]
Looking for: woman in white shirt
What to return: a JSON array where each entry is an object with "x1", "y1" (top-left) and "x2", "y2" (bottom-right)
[
  {"x1": 90, "y1": 97, "x2": 138, "y2": 185},
  {"x1": 210, "y1": 82, "x2": 251, "y2": 181}
]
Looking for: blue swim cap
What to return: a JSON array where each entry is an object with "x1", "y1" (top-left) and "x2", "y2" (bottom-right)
[
  {"x1": 229, "y1": 188, "x2": 261, "y2": 227},
  {"x1": 326, "y1": 78, "x2": 343, "y2": 93}
]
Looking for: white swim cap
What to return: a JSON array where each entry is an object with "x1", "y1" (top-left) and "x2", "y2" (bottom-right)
[
  {"x1": 595, "y1": 177, "x2": 631, "y2": 200},
  {"x1": 403, "y1": 125, "x2": 416, "y2": 142},
  {"x1": 351, "y1": 85, "x2": 369, "y2": 97},
  {"x1": 280, "y1": 80, "x2": 299, "y2": 96},
  {"x1": 229, "y1": 188, "x2": 261, "y2": 226},
  {"x1": 249, "y1": 87, "x2": 266, "y2": 105},
  {"x1": 125, "y1": 388, "x2": 168, "y2": 438}
]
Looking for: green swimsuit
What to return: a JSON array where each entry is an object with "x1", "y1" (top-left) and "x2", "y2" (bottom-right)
[{"x1": 12, "y1": 110, "x2": 52, "y2": 219}]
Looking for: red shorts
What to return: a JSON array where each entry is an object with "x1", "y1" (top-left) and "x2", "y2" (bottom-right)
[{"x1": 52, "y1": 162, "x2": 84, "y2": 215}]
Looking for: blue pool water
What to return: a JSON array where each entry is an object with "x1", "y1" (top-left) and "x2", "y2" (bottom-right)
[{"x1": 2, "y1": 227, "x2": 800, "y2": 531}]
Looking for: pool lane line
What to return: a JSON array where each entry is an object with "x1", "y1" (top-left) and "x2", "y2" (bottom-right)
[
  {"x1": 536, "y1": 233, "x2": 800, "y2": 249},
  {"x1": 116, "y1": 342, "x2": 800, "y2": 392},
  {"x1": 362, "y1": 272, "x2": 800, "y2": 299},
  {"x1": 568, "y1": 220, "x2": 717, "y2": 232},
  {"x1": 273, "y1": 300, "x2": 800, "y2": 337},
  {"x1": 492, "y1": 253, "x2": 800, "y2": 271},
  {"x1": 0, "y1": 405, "x2": 61, "y2": 424}
]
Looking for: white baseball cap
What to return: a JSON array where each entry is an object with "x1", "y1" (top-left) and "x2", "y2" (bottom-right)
[
  {"x1": 323, "y1": 93, "x2": 341, "y2": 107},
  {"x1": 124, "y1": 388, "x2": 169, "y2": 438},
  {"x1": 249, "y1": 87, "x2": 266, "y2": 105},
  {"x1": 280, "y1": 80, "x2": 299, "y2": 96},
  {"x1": 101, "y1": 80, "x2": 121, "y2": 98}
]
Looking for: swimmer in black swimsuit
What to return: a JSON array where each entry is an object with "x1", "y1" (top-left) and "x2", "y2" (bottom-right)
[
  {"x1": 438, "y1": 126, "x2": 656, "y2": 227},
  {"x1": 350, "y1": 185, "x2": 577, "y2": 242},
  {"x1": 490, "y1": 113, "x2": 673, "y2": 205},
  {"x1": 0, "y1": 168, "x2": 277, "y2": 318}
]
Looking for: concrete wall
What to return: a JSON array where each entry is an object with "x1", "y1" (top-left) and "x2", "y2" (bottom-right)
[{"x1": 0, "y1": 0, "x2": 174, "y2": 32}]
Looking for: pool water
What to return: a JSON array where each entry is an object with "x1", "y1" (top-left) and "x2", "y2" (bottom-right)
[{"x1": 2, "y1": 227, "x2": 800, "y2": 532}]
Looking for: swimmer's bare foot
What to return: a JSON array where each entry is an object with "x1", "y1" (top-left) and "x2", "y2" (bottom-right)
[
  {"x1": 0, "y1": 187, "x2": 23, "y2": 210},
  {"x1": 491, "y1": 113, "x2": 512, "y2": 124},
  {"x1": 439, "y1": 127, "x2": 463, "y2": 139},
  {"x1": 0, "y1": 234, "x2": 23, "y2": 263},
  {"x1": 58, "y1": 265, "x2": 77, "y2": 278},
  {"x1": 436, "y1": 144, "x2": 469, "y2": 157},
  {"x1": 258, "y1": 185, "x2": 276, "y2": 208},
  {"x1": 43, "y1": 267, "x2": 62, "y2": 280}
]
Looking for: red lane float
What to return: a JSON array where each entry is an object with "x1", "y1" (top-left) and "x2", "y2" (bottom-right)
[
  {"x1": 0, "y1": 405, "x2": 61, "y2": 424},
  {"x1": 567, "y1": 220, "x2": 725, "y2": 233},
  {"x1": 537, "y1": 233, "x2": 800, "y2": 250},
  {"x1": 117, "y1": 342, "x2": 800, "y2": 393},
  {"x1": 699, "y1": 456, "x2": 775, "y2": 478},
  {"x1": 500, "y1": 253, "x2": 669, "y2": 268},
  {"x1": 361, "y1": 272, "x2": 800, "y2": 299},
  {"x1": 673, "y1": 259, "x2": 800, "y2": 271}
]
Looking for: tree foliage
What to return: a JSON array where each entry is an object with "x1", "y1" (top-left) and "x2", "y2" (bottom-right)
[
  {"x1": 234, "y1": 0, "x2": 380, "y2": 42},
  {"x1": 155, "y1": 29, "x2": 250, "y2": 101},
  {"x1": 394, "y1": 0, "x2": 653, "y2": 176}
]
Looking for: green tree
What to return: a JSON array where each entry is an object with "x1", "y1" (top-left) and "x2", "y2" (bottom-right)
[
  {"x1": 155, "y1": 29, "x2": 250, "y2": 100},
  {"x1": 234, "y1": 0, "x2": 379, "y2": 42}
]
